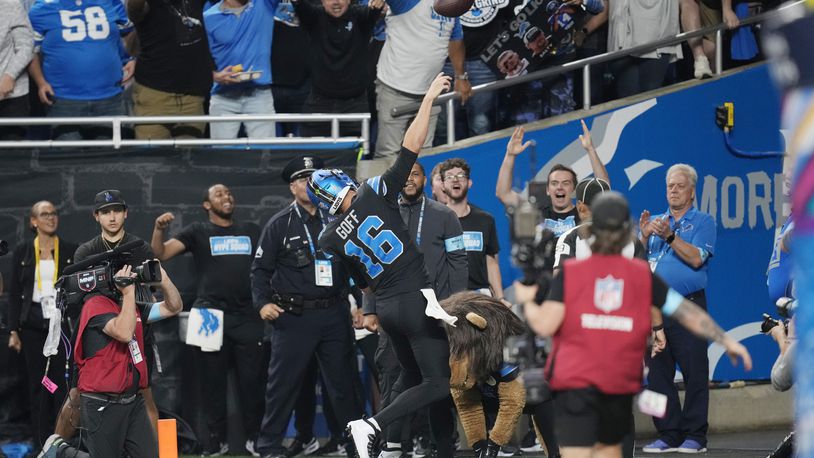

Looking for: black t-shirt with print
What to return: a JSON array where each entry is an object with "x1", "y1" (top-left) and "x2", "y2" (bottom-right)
[
  {"x1": 174, "y1": 220, "x2": 260, "y2": 312},
  {"x1": 459, "y1": 204, "x2": 499, "y2": 291},
  {"x1": 539, "y1": 205, "x2": 580, "y2": 238},
  {"x1": 318, "y1": 147, "x2": 430, "y2": 299},
  {"x1": 133, "y1": 0, "x2": 213, "y2": 95}
]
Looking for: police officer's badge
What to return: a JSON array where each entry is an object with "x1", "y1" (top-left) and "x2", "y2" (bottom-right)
[
  {"x1": 594, "y1": 275, "x2": 623, "y2": 314},
  {"x1": 304, "y1": 157, "x2": 314, "y2": 169}
]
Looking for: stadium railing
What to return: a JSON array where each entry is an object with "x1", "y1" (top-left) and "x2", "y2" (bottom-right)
[
  {"x1": 392, "y1": 0, "x2": 807, "y2": 146},
  {"x1": 0, "y1": 113, "x2": 371, "y2": 153}
]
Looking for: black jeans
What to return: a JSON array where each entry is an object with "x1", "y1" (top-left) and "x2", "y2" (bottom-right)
[
  {"x1": 373, "y1": 291, "x2": 451, "y2": 449},
  {"x1": 80, "y1": 393, "x2": 157, "y2": 457},
  {"x1": 19, "y1": 325, "x2": 68, "y2": 449},
  {"x1": 198, "y1": 311, "x2": 266, "y2": 446}
]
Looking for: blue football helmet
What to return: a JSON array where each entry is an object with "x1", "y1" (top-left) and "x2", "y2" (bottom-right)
[{"x1": 307, "y1": 169, "x2": 358, "y2": 215}]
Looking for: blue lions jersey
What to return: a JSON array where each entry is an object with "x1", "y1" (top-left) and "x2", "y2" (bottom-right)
[
  {"x1": 29, "y1": 0, "x2": 132, "y2": 100},
  {"x1": 319, "y1": 147, "x2": 430, "y2": 298}
]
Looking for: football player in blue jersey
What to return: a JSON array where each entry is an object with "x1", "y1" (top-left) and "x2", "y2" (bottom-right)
[{"x1": 308, "y1": 73, "x2": 452, "y2": 458}]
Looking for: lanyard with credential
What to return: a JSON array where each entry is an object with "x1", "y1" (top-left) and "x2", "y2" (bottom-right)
[
  {"x1": 34, "y1": 236, "x2": 60, "y2": 291},
  {"x1": 415, "y1": 196, "x2": 426, "y2": 246},
  {"x1": 293, "y1": 204, "x2": 324, "y2": 258}
]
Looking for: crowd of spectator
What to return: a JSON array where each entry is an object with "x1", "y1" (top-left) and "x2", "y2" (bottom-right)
[{"x1": 0, "y1": 0, "x2": 782, "y2": 152}]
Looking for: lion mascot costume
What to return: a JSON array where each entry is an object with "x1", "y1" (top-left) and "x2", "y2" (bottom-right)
[{"x1": 440, "y1": 291, "x2": 558, "y2": 458}]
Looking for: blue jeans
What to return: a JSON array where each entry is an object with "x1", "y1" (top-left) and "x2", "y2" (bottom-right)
[
  {"x1": 436, "y1": 59, "x2": 497, "y2": 143},
  {"x1": 209, "y1": 87, "x2": 276, "y2": 139},
  {"x1": 46, "y1": 92, "x2": 125, "y2": 140}
]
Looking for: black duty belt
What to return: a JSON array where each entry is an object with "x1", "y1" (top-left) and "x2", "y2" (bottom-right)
[
  {"x1": 81, "y1": 392, "x2": 139, "y2": 405},
  {"x1": 272, "y1": 293, "x2": 341, "y2": 310}
]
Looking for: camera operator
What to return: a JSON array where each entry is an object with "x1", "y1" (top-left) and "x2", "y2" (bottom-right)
[
  {"x1": 52, "y1": 190, "x2": 161, "y2": 446},
  {"x1": 39, "y1": 261, "x2": 183, "y2": 457},
  {"x1": 763, "y1": 306, "x2": 796, "y2": 392},
  {"x1": 515, "y1": 192, "x2": 751, "y2": 458}
]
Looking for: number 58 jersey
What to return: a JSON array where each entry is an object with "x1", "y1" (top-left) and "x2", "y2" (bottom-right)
[{"x1": 318, "y1": 148, "x2": 430, "y2": 299}]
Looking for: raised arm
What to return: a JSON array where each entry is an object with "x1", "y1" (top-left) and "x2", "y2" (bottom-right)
[
  {"x1": 402, "y1": 73, "x2": 452, "y2": 153},
  {"x1": 151, "y1": 213, "x2": 187, "y2": 261},
  {"x1": 579, "y1": 119, "x2": 609, "y2": 184},
  {"x1": 496, "y1": 127, "x2": 532, "y2": 208}
]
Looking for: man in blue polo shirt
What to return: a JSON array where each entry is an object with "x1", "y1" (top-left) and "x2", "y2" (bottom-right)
[
  {"x1": 204, "y1": 0, "x2": 278, "y2": 139},
  {"x1": 639, "y1": 163, "x2": 717, "y2": 454},
  {"x1": 28, "y1": 0, "x2": 134, "y2": 139}
]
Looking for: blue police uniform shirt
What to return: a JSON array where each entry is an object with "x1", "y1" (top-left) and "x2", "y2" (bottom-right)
[
  {"x1": 646, "y1": 207, "x2": 716, "y2": 296},
  {"x1": 767, "y1": 214, "x2": 795, "y2": 303},
  {"x1": 29, "y1": 0, "x2": 133, "y2": 100},
  {"x1": 204, "y1": 0, "x2": 278, "y2": 94}
]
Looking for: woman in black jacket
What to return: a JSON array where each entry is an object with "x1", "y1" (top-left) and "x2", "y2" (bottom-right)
[{"x1": 7, "y1": 201, "x2": 77, "y2": 449}]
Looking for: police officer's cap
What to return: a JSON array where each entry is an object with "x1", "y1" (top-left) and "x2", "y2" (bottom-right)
[
  {"x1": 591, "y1": 191, "x2": 630, "y2": 231},
  {"x1": 283, "y1": 156, "x2": 325, "y2": 183},
  {"x1": 576, "y1": 178, "x2": 611, "y2": 206}
]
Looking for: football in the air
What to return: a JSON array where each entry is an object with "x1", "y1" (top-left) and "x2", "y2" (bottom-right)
[{"x1": 433, "y1": 0, "x2": 474, "y2": 17}]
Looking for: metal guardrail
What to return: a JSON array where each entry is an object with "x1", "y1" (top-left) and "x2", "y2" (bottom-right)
[
  {"x1": 0, "y1": 113, "x2": 371, "y2": 153},
  {"x1": 391, "y1": 0, "x2": 807, "y2": 146}
]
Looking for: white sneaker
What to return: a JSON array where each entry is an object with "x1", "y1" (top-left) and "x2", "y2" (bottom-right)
[
  {"x1": 694, "y1": 56, "x2": 713, "y2": 79},
  {"x1": 303, "y1": 437, "x2": 321, "y2": 456},
  {"x1": 246, "y1": 439, "x2": 260, "y2": 457},
  {"x1": 347, "y1": 418, "x2": 381, "y2": 458}
]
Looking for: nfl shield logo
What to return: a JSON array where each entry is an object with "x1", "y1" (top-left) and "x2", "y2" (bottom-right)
[{"x1": 594, "y1": 275, "x2": 624, "y2": 313}]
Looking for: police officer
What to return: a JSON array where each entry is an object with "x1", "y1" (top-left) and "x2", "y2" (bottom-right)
[
  {"x1": 517, "y1": 192, "x2": 750, "y2": 458},
  {"x1": 251, "y1": 156, "x2": 363, "y2": 458}
]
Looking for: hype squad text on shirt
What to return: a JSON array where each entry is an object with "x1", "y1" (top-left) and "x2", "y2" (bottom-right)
[{"x1": 209, "y1": 236, "x2": 253, "y2": 256}]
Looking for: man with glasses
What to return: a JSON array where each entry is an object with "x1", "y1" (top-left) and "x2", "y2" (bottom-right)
[{"x1": 439, "y1": 158, "x2": 505, "y2": 302}]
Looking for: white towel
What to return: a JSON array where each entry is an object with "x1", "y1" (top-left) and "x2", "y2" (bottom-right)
[{"x1": 421, "y1": 288, "x2": 457, "y2": 327}]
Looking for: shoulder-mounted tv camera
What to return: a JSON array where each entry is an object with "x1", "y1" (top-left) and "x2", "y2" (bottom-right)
[{"x1": 55, "y1": 240, "x2": 161, "y2": 312}]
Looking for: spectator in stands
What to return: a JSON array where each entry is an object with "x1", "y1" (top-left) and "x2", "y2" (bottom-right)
[
  {"x1": 294, "y1": 0, "x2": 384, "y2": 137},
  {"x1": 679, "y1": 0, "x2": 739, "y2": 79},
  {"x1": 573, "y1": 0, "x2": 609, "y2": 105},
  {"x1": 374, "y1": 0, "x2": 470, "y2": 157},
  {"x1": 495, "y1": 122, "x2": 609, "y2": 237},
  {"x1": 204, "y1": 0, "x2": 279, "y2": 139},
  {"x1": 127, "y1": 0, "x2": 213, "y2": 139},
  {"x1": 604, "y1": 0, "x2": 683, "y2": 98},
  {"x1": 270, "y1": 0, "x2": 312, "y2": 136},
  {"x1": 532, "y1": 0, "x2": 604, "y2": 118},
  {"x1": 435, "y1": 0, "x2": 519, "y2": 143},
  {"x1": 439, "y1": 158, "x2": 504, "y2": 301},
  {"x1": 28, "y1": 0, "x2": 135, "y2": 140},
  {"x1": 0, "y1": 0, "x2": 34, "y2": 140}
]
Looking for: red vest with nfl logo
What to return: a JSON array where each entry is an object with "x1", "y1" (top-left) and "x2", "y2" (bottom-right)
[
  {"x1": 546, "y1": 255, "x2": 652, "y2": 394},
  {"x1": 75, "y1": 295, "x2": 148, "y2": 394}
]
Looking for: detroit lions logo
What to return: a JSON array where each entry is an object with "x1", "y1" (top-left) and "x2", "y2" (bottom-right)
[{"x1": 198, "y1": 309, "x2": 221, "y2": 337}]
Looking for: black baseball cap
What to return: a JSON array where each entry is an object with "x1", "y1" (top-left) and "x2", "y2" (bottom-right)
[
  {"x1": 94, "y1": 189, "x2": 127, "y2": 212},
  {"x1": 576, "y1": 177, "x2": 611, "y2": 206},
  {"x1": 523, "y1": 26, "x2": 542, "y2": 45},
  {"x1": 282, "y1": 156, "x2": 325, "y2": 183},
  {"x1": 591, "y1": 191, "x2": 629, "y2": 231}
]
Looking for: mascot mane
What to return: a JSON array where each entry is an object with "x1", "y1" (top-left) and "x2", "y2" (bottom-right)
[{"x1": 440, "y1": 291, "x2": 526, "y2": 383}]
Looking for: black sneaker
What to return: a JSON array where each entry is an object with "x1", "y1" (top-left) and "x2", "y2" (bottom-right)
[
  {"x1": 200, "y1": 441, "x2": 229, "y2": 456},
  {"x1": 520, "y1": 428, "x2": 542, "y2": 453},
  {"x1": 315, "y1": 438, "x2": 347, "y2": 456},
  {"x1": 288, "y1": 437, "x2": 320, "y2": 457}
]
